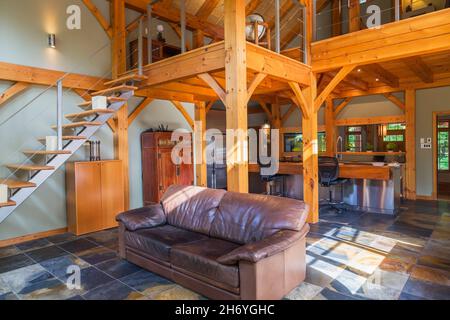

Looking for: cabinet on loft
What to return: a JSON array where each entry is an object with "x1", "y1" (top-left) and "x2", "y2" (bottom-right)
[
  {"x1": 141, "y1": 132, "x2": 194, "y2": 205},
  {"x1": 66, "y1": 160, "x2": 124, "y2": 235}
]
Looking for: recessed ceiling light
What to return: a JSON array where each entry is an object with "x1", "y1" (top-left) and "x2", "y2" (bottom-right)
[
  {"x1": 357, "y1": 68, "x2": 362, "y2": 72},
  {"x1": 375, "y1": 78, "x2": 380, "y2": 81}
]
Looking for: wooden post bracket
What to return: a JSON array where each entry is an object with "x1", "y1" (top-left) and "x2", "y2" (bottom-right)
[
  {"x1": 315, "y1": 65, "x2": 355, "y2": 112},
  {"x1": 82, "y1": 0, "x2": 113, "y2": 38},
  {"x1": 288, "y1": 81, "x2": 310, "y2": 119},
  {"x1": 199, "y1": 72, "x2": 268, "y2": 106},
  {"x1": 170, "y1": 100, "x2": 194, "y2": 129},
  {"x1": 383, "y1": 93, "x2": 405, "y2": 111},
  {"x1": 128, "y1": 97, "x2": 154, "y2": 125},
  {"x1": 0, "y1": 82, "x2": 29, "y2": 107}
]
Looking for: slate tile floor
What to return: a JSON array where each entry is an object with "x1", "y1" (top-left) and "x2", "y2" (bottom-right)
[{"x1": 0, "y1": 199, "x2": 449, "y2": 300}]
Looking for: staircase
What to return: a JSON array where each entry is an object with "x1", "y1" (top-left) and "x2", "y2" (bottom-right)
[{"x1": 0, "y1": 75, "x2": 147, "y2": 223}]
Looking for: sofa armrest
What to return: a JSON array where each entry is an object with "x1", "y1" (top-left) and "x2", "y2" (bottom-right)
[
  {"x1": 116, "y1": 204, "x2": 166, "y2": 231},
  {"x1": 217, "y1": 224, "x2": 309, "y2": 265}
]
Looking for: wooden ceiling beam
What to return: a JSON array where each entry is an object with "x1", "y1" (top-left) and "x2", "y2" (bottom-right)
[
  {"x1": 155, "y1": 82, "x2": 216, "y2": 100},
  {"x1": 328, "y1": 70, "x2": 368, "y2": 91},
  {"x1": 0, "y1": 61, "x2": 105, "y2": 91},
  {"x1": 404, "y1": 57, "x2": 434, "y2": 83},
  {"x1": 196, "y1": 0, "x2": 221, "y2": 20},
  {"x1": 124, "y1": 0, "x2": 224, "y2": 39},
  {"x1": 363, "y1": 64, "x2": 399, "y2": 88},
  {"x1": 246, "y1": 0, "x2": 262, "y2": 15}
]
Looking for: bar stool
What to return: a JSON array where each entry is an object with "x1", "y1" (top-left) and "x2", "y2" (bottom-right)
[{"x1": 318, "y1": 156, "x2": 348, "y2": 213}]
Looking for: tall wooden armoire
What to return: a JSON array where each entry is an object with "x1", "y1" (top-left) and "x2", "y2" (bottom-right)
[{"x1": 141, "y1": 132, "x2": 194, "y2": 205}]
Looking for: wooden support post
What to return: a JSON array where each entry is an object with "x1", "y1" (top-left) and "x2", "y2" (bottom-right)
[
  {"x1": 405, "y1": 89, "x2": 416, "y2": 200},
  {"x1": 348, "y1": 0, "x2": 361, "y2": 33},
  {"x1": 224, "y1": 0, "x2": 248, "y2": 193},
  {"x1": 112, "y1": 0, "x2": 129, "y2": 210},
  {"x1": 325, "y1": 97, "x2": 336, "y2": 156},
  {"x1": 271, "y1": 101, "x2": 281, "y2": 129},
  {"x1": 194, "y1": 101, "x2": 207, "y2": 187},
  {"x1": 302, "y1": 74, "x2": 319, "y2": 223}
]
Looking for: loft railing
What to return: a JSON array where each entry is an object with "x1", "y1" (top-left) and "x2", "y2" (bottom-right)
[{"x1": 313, "y1": 0, "x2": 449, "y2": 42}]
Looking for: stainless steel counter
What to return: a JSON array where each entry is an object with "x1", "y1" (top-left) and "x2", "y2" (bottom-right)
[
  {"x1": 249, "y1": 164, "x2": 403, "y2": 215},
  {"x1": 342, "y1": 166, "x2": 402, "y2": 215}
]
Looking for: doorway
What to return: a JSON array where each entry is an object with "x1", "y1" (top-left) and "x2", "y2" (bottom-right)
[{"x1": 434, "y1": 112, "x2": 450, "y2": 200}]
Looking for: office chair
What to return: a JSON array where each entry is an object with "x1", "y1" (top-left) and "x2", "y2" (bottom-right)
[{"x1": 318, "y1": 156, "x2": 348, "y2": 213}]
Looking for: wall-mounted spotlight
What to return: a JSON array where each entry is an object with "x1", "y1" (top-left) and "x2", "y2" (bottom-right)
[{"x1": 48, "y1": 34, "x2": 56, "y2": 48}]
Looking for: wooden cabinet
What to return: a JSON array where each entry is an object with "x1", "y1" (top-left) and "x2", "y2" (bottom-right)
[
  {"x1": 66, "y1": 160, "x2": 124, "y2": 235},
  {"x1": 141, "y1": 132, "x2": 194, "y2": 205}
]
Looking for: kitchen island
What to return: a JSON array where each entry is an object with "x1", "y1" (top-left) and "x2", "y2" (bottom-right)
[{"x1": 249, "y1": 162, "x2": 402, "y2": 215}]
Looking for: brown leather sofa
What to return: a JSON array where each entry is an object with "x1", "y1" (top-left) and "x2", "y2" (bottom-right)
[{"x1": 116, "y1": 185, "x2": 310, "y2": 300}]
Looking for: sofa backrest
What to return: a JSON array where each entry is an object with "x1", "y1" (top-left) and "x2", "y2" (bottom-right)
[
  {"x1": 210, "y1": 191, "x2": 308, "y2": 244},
  {"x1": 161, "y1": 185, "x2": 226, "y2": 235}
]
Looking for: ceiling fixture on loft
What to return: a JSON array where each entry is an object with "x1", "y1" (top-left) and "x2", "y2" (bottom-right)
[{"x1": 245, "y1": 13, "x2": 267, "y2": 42}]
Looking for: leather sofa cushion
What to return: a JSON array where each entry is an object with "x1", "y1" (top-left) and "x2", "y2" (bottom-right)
[
  {"x1": 210, "y1": 192, "x2": 308, "y2": 244},
  {"x1": 124, "y1": 225, "x2": 208, "y2": 262},
  {"x1": 116, "y1": 204, "x2": 166, "y2": 231},
  {"x1": 161, "y1": 185, "x2": 226, "y2": 235},
  {"x1": 171, "y1": 238, "x2": 240, "y2": 289}
]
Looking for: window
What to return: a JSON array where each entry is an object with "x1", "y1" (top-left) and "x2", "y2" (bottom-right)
[
  {"x1": 346, "y1": 126, "x2": 362, "y2": 152},
  {"x1": 383, "y1": 134, "x2": 404, "y2": 142},
  {"x1": 284, "y1": 133, "x2": 302, "y2": 152},
  {"x1": 438, "y1": 120, "x2": 450, "y2": 171},
  {"x1": 381, "y1": 123, "x2": 405, "y2": 151},
  {"x1": 386, "y1": 123, "x2": 406, "y2": 130},
  {"x1": 318, "y1": 132, "x2": 326, "y2": 153},
  {"x1": 283, "y1": 132, "x2": 327, "y2": 153}
]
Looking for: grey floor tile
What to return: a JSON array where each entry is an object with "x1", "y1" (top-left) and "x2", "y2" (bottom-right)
[
  {"x1": 0, "y1": 254, "x2": 34, "y2": 274},
  {"x1": 58, "y1": 239, "x2": 98, "y2": 255},
  {"x1": 96, "y1": 257, "x2": 141, "y2": 279},
  {"x1": 82, "y1": 280, "x2": 145, "y2": 300},
  {"x1": 16, "y1": 238, "x2": 52, "y2": 252},
  {"x1": 26, "y1": 246, "x2": 67, "y2": 263}
]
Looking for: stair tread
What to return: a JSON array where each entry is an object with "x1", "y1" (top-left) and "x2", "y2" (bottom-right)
[
  {"x1": 65, "y1": 109, "x2": 115, "y2": 119},
  {"x1": 6, "y1": 164, "x2": 55, "y2": 171},
  {"x1": 0, "y1": 179, "x2": 36, "y2": 189},
  {"x1": 91, "y1": 85, "x2": 138, "y2": 96},
  {"x1": 23, "y1": 150, "x2": 72, "y2": 155},
  {"x1": 103, "y1": 74, "x2": 147, "y2": 86},
  {"x1": 51, "y1": 121, "x2": 102, "y2": 129},
  {"x1": 78, "y1": 97, "x2": 126, "y2": 107},
  {"x1": 0, "y1": 200, "x2": 16, "y2": 208},
  {"x1": 38, "y1": 136, "x2": 87, "y2": 142}
]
